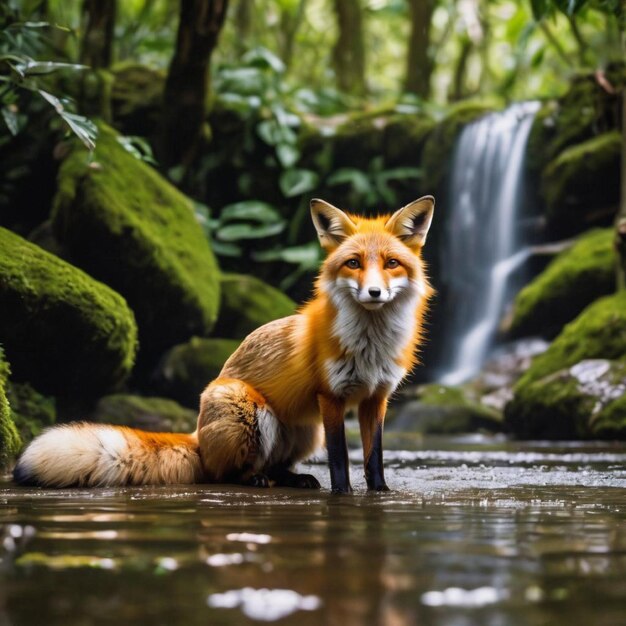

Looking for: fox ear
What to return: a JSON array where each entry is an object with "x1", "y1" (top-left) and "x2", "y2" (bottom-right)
[
  {"x1": 310, "y1": 199, "x2": 356, "y2": 252},
  {"x1": 385, "y1": 195, "x2": 435, "y2": 247}
]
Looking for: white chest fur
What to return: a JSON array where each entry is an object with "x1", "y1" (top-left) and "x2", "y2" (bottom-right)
[{"x1": 324, "y1": 293, "x2": 418, "y2": 398}]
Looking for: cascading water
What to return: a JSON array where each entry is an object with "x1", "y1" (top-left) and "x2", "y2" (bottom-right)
[{"x1": 438, "y1": 101, "x2": 540, "y2": 385}]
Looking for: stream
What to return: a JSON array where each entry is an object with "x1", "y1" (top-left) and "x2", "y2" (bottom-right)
[{"x1": 1, "y1": 435, "x2": 626, "y2": 626}]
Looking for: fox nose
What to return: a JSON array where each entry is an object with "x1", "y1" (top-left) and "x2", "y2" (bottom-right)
[{"x1": 368, "y1": 287, "x2": 381, "y2": 298}]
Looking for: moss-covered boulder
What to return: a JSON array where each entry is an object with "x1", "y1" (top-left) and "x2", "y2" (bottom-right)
[
  {"x1": 52, "y1": 123, "x2": 221, "y2": 362},
  {"x1": 0, "y1": 349, "x2": 21, "y2": 471},
  {"x1": 382, "y1": 114, "x2": 435, "y2": 168},
  {"x1": 515, "y1": 291, "x2": 626, "y2": 391},
  {"x1": 389, "y1": 384, "x2": 502, "y2": 434},
  {"x1": 90, "y1": 394, "x2": 197, "y2": 433},
  {"x1": 542, "y1": 132, "x2": 621, "y2": 237},
  {"x1": 509, "y1": 229, "x2": 616, "y2": 338},
  {"x1": 505, "y1": 359, "x2": 626, "y2": 439},
  {"x1": 111, "y1": 63, "x2": 165, "y2": 137},
  {"x1": 6, "y1": 382, "x2": 55, "y2": 445},
  {"x1": 153, "y1": 337, "x2": 241, "y2": 408},
  {"x1": 421, "y1": 99, "x2": 498, "y2": 191},
  {"x1": 527, "y1": 66, "x2": 624, "y2": 175},
  {"x1": 0, "y1": 227, "x2": 137, "y2": 399},
  {"x1": 214, "y1": 273, "x2": 296, "y2": 339}
]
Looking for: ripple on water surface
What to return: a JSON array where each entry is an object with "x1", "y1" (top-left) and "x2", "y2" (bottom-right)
[{"x1": 1, "y1": 437, "x2": 626, "y2": 626}]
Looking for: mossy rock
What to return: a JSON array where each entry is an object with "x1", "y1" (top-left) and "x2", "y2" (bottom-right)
[
  {"x1": 0, "y1": 349, "x2": 21, "y2": 470},
  {"x1": 111, "y1": 62, "x2": 165, "y2": 137},
  {"x1": 382, "y1": 114, "x2": 435, "y2": 167},
  {"x1": 515, "y1": 291, "x2": 626, "y2": 391},
  {"x1": 90, "y1": 394, "x2": 197, "y2": 433},
  {"x1": 6, "y1": 382, "x2": 55, "y2": 445},
  {"x1": 505, "y1": 359, "x2": 626, "y2": 439},
  {"x1": 153, "y1": 337, "x2": 241, "y2": 408},
  {"x1": 0, "y1": 227, "x2": 137, "y2": 399},
  {"x1": 332, "y1": 115, "x2": 385, "y2": 170},
  {"x1": 214, "y1": 273, "x2": 296, "y2": 339},
  {"x1": 52, "y1": 122, "x2": 221, "y2": 363},
  {"x1": 389, "y1": 384, "x2": 502, "y2": 434},
  {"x1": 421, "y1": 99, "x2": 498, "y2": 191},
  {"x1": 527, "y1": 66, "x2": 624, "y2": 174},
  {"x1": 542, "y1": 132, "x2": 621, "y2": 237},
  {"x1": 509, "y1": 229, "x2": 616, "y2": 339}
]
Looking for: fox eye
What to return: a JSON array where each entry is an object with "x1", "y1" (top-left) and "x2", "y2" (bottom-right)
[
  {"x1": 345, "y1": 259, "x2": 360, "y2": 269},
  {"x1": 386, "y1": 258, "x2": 400, "y2": 269}
]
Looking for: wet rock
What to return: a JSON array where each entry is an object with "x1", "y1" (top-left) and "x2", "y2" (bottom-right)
[
  {"x1": 390, "y1": 384, "x2": 502, "y2": 435},
  {"x1": 542, "y1": 132, "x2": 621, "y2": 237},
  {"x1": 51, "y1": 123, "x2": 221, "y2": 364},
  {"x1": 214, "y1": 273, "x2": 296, "y2": 339},
  {"x1": 90, "y1": 394, "x2": 197, "y2": 433},
  {"x1": 0, "y1": 227, "x2": 137, "y2": 400},
  {"x1": 509, "y1": 229, "x2": 615, "y2": 339},
  {"x1": 153, "y1": 337, "x2": 241, "y2": 408},
  {"x1": 0, "y1": 349, "x2": 21, "y2": 470},
  {"x1": 515, "y1": 291, "x2": 626, "y2": 391},
  {"x1": 505, "y1": 359, "x2": 626, "y2": 439}
]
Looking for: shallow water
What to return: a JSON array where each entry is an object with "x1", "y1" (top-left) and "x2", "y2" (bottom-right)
[{"x1": 1, "y1": 436, "x2": 626, "y2": 626}]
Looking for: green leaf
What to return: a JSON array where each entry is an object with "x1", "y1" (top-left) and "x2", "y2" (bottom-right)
[
  {"x1": 242, "y1": 47, "x2": 286, "y2": 74},
  {"x1": 530, "y1": 0, "x2": 549, "y2": 20},
  {"x1": 253, "y1": 242, "x2": 321, "y2": 267},
  {"x1": 327, "y1": 168, "x2": 372, "y2": 195},
  {"x1": 16, "y1": 60, "x2": 88, "y2": 76},
  {"x1": 216, "y1": 221, "x2": 286, "y2": 242},
  {"x1": 38, "y1": 90, "x2": 97, "y2": 150},
  {"x1": 279, "y1": 168, "x2": 319, "y2": 198},
  {"x1": 1, "y1": 106, "x2": 19, "y2": 135},
  {"x1": 211, "y1": 240, "x2": 243, "y2": 257},
  {"x1": 220, "y1": 200, "x2": 282, "y2": 224},
  {"x1": 276, "y1": 142, "x2": 300, "y2": 168}
]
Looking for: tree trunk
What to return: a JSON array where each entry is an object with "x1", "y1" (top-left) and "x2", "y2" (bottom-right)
[
  {"x1": 450, "y1": 37, "x2": 471, "y2": 101},
  {"x1": 80, "y1": 0, "x2": 116, "y2": 69},
  {"x1": 616, "y1": 65, "x2": 626, "y2": 289},
  {"x1": 161, "y1": 0, "x2": 229, "y2": 170},
  {"x1": 234, "y1": 0, "x2": 254, "y2": 56},
  {"x1": 279, "y1": 0, "x2": 307, "y2": 70},
  {"x1": 332, "y1": 0, "x2": 366, "y2": 96},
  {"x1": 405, "y1": 0, "x2": 436, "y2": 98}
]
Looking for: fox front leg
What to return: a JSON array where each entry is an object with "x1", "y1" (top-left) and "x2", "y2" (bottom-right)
[
  {"x1": 318, "y1": 394, "x2": 352, "y2": 494},
  {"x1": 358, "y1": 395, "x2": 390, "y2": 491}
]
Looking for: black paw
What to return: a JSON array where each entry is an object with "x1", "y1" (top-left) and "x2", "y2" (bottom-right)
[
  {"x1": 244, "y1": 473, "x2": 270, "y2": 488},
  {"x1": 294, "y1": 473, "x2": 321, "y2": 489}
]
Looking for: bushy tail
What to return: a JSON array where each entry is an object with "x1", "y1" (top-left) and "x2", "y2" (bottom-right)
[{"x1": 13, "y1": 423, "x2": 203, "y2": 488}]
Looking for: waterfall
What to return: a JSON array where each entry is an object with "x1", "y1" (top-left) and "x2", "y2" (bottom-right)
[{"x1": 438, "y1": 101, "x2": 540, "y2": 385}]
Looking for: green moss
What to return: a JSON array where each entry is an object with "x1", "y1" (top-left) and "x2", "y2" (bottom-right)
[
  {"x1": 510, "y1": 229, "x2": 616, "y2": 338},
  {"x1": 505, "y1": 359, "x2": 626, "y2": 440},
  {"x1": 391, "y1": 384, "x2": 501, "y2": 434},
  {"x1": 0, "y1": 348, "x2": 21, "y2": 470},
  {"x1": 52, "y1": 122, "x2": 221, "y2": 362},
  {"x1": 527, "y1": 67, "x2": 624, "y2": 174},
  {"x1": 504, "y1": 369, "x2": 596, "y2": 439},
  {"x1": 516, "y1": 291, "x2": 626, "y2": 391},
  {"x1": 214, "y1": 273, "x2": 295, "y2": 339},
  {"x1": 6, "y1": 382, "x2": 55, "y2": 444},
  {"x1": 382, "y1": 114, "x2": 434, "y2": 167},
  {"x1": 0, "y1": 227, "x2": 137, "y2": 398},
  {"x1": 421, "y1": 99, "x2": 498, "y2": 191},
  {"x1": 90, "y1": 394, "x2": 197, "y2": 433},
  {"x1": 593, "y1": 393, "x2": 626, "y2": 439},
  {"x1": 542, "y1": 132, "x2": 621, "y2": 236},
  {"x1": 332, "y1": 115, "x2": 385, "y2": 170},
  {"x1": 111, "y1": 63, "x2": 165, "y2": 136},
  {"x1": 154, "y1": 337, "x2": 241, "y2": 408}
]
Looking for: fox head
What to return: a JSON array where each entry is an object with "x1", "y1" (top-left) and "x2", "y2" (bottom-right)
[{"x1": 311, "y1": 196, "x2": 435, "y2": 311}]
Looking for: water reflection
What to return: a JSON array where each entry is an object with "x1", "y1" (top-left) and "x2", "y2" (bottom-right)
[{"x1": 1, "y1": 437, "x2": 625, "y2": 625}]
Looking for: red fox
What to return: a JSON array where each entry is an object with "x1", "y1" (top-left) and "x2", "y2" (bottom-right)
[{"x1": 14, "y1": 196, "x2": 434, "y2": 493}]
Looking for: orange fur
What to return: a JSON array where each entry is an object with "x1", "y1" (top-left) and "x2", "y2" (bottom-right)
[{"x1": 14, "y1": 197, "x2": 435, "y2": 490}]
